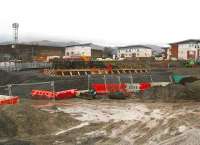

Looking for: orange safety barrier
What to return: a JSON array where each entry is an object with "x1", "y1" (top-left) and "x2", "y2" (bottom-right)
[
  {"x1": 31, "y1": 90, "x2": 55, "y2": 99},
  {"x1": 56, "y1": 89, "x2": 77, "y2": 100},
  {"x1": 31, "y1": 89, "x2": 77, "y2": 100}
]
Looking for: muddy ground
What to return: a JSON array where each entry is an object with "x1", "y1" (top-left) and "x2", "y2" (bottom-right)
[
  {"x1": 1, "y1": 98, "x2": 200, "y2": 145},
  {"x1": 1, "y1": 67, "x2": 200, "y2": 145}
]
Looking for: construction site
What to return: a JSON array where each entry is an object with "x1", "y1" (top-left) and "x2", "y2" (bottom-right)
[
  {"x1": 1, "y1": 57, "x2": 200, "y2": 145},
  {"x1": 2, "y1": 0, "x2": 200, "y2": 144},
  {"x1": 1, "y1": 22, "x2": 200, "y2": 145}
]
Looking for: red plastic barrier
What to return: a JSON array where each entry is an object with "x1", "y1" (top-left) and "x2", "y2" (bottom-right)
[
  {"x1": 31, "y1": 90, "x2": 55, "y2": 99},
  {"x1": 56, "y1": 89, "x2": 77, "y2": 100},
  {"x1": 0, "y1": 96, "x2": 19, "y2": 105},
  {"x1": 92, "y1": 83, "x2": 151, "y2": 93},
  {"x1": 139, "y1": 82, "x2": 151, "y2": 91},
  {"x1": 91, "y1": 84, "x2": 106, "y2": 93},
  {"x1": 91, "y1": 84, "x2": 127, "y2": 93},
  {"x1": 31, "y1": 89, "x2": 77, "y2": 100}
]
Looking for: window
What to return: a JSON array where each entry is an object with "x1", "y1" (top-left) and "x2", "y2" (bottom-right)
[{"x1": 66, "y1": 52, "x2": 69, "y2": 56}]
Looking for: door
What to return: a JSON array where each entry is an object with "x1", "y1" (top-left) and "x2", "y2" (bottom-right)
[{"x1": 187, "y1": 51, "x2": 196, "y2": 60}]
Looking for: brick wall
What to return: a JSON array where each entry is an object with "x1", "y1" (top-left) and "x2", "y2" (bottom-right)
[{"x1": 170, "y1": 44, "x2": 178, "y2": 59}]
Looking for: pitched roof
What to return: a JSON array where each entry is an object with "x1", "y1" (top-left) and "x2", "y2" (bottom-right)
[
  {"x1": 65, "y1": 43, "x2": 92, "y2": 47},
  {"x1": 169, "y1": 39, "x2": 200, "y2": 45},
  {"x1": 0, "y1": 40, "x2": 80, "y2": 48},
  {"x1": 118, "y1": 45, "x2": 152, "y2": 49},
  {"x1": 65, "y1": 43, "x2": 104, "y2": 50}
]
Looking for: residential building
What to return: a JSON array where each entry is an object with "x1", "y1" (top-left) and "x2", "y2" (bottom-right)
[
  {"x1": 169, "y1": 39, "x2": 200, "y2": 60},
  {"x1": 64, "y1": 43, "x2": 103, "y2": 60},
  {"x1": 117, "y1": 45, "x2": 152, "y2": 59}
]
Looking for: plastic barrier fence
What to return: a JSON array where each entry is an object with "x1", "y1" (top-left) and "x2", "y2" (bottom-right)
[
  {"x1": 91, "y1": 84, "x2": 127, "y2": 94},
  {"x1": 0, "y1": 95, "x2": 19, "y2": 105},
  {"x1": 31, "y1": 89, "x2": 77, "y2": 99},
  {"x1": 31, "y1": 90, "x2": 55, "y2": 99},
  {"x1": 56, "y1": 89, "x2": 77, "y2": 99},
  {"x1": 92, "y1": 82, "x2": 151, "y2": 93},
  {"x1": 139, "y1": 82, "x2": 151, "y2": 91}
]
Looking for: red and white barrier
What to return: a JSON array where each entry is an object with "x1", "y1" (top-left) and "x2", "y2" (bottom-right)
[
  {"x1": 31, "y1": 82, "x2": 154, "y2": 99},
  {"x1": 92, "y1": 82, "x2": 151, "y2": 93},
  {"x1": 0, "y1": 95, "x2": 19, "y2": 105}
]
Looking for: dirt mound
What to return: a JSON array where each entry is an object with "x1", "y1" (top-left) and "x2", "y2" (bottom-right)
[
  {"x1": 185, "y1": 80, "x2": 200, "y2": 100},
  {"x1": 179, "y1": 76, "x2": 199, "y2": 85},
  {"x1": 0, "y1": 139, "x2": 34, "y2": 145},
  {"x1": 142, "y1": 84, "x2": 187, "y2": 102},
  {"x1": 0, "y1": 111, "x2": 17, "y2": 137},
  {"x1": 142, "y1": 80, "x2": 200, "y2": 102},
  {"x1": 0, "y1": 101, "x2": 79, "y2": 138}
]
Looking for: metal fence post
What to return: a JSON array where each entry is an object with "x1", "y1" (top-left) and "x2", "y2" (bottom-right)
[
  {"x1": 104, "y1": 75, "x2": 108, "y2": 93},
  {"x1": 7, "y1": 84, "x2": 12, "y2": 96},
  {"x1": 118, "y1": 75, "x2": 121, "y2": 91},
  {"x1": 169, "y1": 75, "x2": 173, "y2": 83},
  {"x1": 51, "y1": 81, "x2": 55, "y2": 103},
  {"x1": 130, "y1": 74, "x2": 133, "y2": 84},
  {"x1": 87, "y1": 75, "x2": 90, "y2": 90},
  {"x1": 149, "y1": 74, "x2": 153, "y2": 82}
]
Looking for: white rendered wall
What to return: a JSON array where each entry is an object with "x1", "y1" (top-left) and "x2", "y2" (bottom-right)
[
  {"x1": 117, "y1": 47, "x2": 152, "y2": 58},
  {"x1": 178, "y1": 43, "x2": 198, "y2": 60}
]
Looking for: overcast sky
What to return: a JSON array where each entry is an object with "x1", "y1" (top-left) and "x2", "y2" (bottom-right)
[{"x1": 0, "y1": 0, "x2": 200, "y2": 46}]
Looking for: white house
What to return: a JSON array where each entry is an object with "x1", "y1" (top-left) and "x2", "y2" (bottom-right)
[
  {"x1": 169, "y1": 39, "x2": 200, "y2": 60},
  {"x1": 64, "y1": 43, "x2": 103, "y2": 59},
  {"x1": 117, "y1": 45, "x2": 152, "y2": 59}
]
